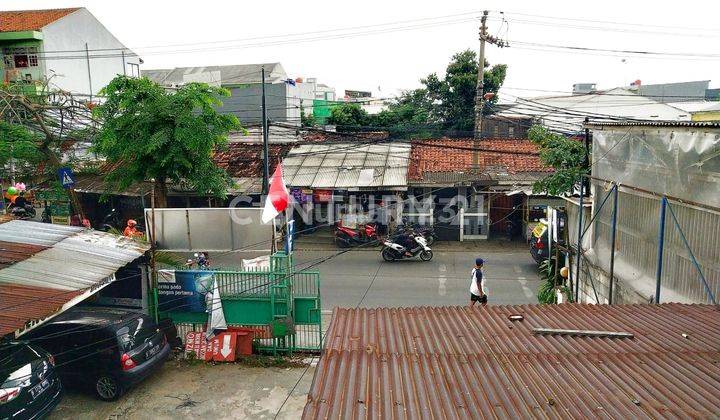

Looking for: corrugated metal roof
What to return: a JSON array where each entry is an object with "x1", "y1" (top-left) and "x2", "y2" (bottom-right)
[
  {"x1": 0, "y1": 220, "x2": 82, "y2": 246},
  {"x1": 0, "y1": 221, "x2": 150, "y2": 337},
  {"x1": 586, "y1": 120, "x2": 720, "y2": 128},
  {"x1": 303, "y1": 304, "x2": 720, "y2": 419},
  {"x1": 284, "y1": 142, "x2": 411, "y2": 189},
  {"x1": 0, "y1": 241, "x2": 48, "y2": 268}
]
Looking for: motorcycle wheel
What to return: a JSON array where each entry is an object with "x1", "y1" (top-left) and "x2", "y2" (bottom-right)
[
  {"x1": 335, "y1": 237, "x2": 350, "y2": 249},
  {"x1": 419, "y1": 250, "x2": 433, "y2": 261},
  {"x1": 381, "y1": 248, "x2": 395, "y2": 262}
]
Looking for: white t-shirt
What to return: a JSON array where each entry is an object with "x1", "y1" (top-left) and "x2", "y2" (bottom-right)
[{"x1": 469, "y1": 267, "x2": 486, "y2": 296}]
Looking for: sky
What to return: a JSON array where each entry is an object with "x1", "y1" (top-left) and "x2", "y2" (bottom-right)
[{"x1": 6, "y1": 0, "x2": 720, "y2": 102}]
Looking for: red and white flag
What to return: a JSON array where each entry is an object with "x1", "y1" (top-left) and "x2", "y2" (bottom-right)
[{"x1": 262, "y1": 164, "x2": 290, "y2": 223}]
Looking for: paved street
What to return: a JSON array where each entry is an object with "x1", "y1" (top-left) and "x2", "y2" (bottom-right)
[{"x1": 209, "y1": 241, "x2": 541, "y2": 310}]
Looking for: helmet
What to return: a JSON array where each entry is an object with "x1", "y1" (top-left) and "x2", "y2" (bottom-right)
[
  {"x1": 127, "y1": 219, "x2": 137, "y2": 227},
  {"x1": 475, "y1": 257, "x2": 484, "y2": 266}
]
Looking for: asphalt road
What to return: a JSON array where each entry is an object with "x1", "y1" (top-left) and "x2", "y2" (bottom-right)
[{"x1": 292, "y1": 246, "x2": 541, "y2": 310}]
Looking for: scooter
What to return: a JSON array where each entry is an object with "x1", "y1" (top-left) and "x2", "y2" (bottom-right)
[
  {"x1": 185, "y1": 252, "x2": 210, "y2": 270},
  {"x1": 100, "y1": 208, "x2": 121, "y2": 231},
  {"x1": 10, "y1": 204, "x2": 36, "y2": 220},
  {"x1": 381, "y1": 234, "x2": 433, "y2": 262},
  {"x1": 334, "y1": 222, "x2": 379, "y2": 248}
]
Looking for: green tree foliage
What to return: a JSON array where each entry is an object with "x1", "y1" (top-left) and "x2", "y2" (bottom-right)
[
  {"x1": 300, "y1": 105, "x2": 317, "y2": 128},
  {"x1": 529, "y1": 125, "x2": 588, "y2": 195},
  {"x1": 93, "y1": 76, "x2": 241, "y2": 207},
  {"x1": 0, "y1": 121, "x2": 44, "y2": 176},
  {"x1": 327, "y1": 49, "x2": 506, "y2": 137}
]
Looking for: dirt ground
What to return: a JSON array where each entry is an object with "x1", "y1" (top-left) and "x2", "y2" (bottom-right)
[{"x1": 47, "y1": 357, "x2": 316, "y2": 420}]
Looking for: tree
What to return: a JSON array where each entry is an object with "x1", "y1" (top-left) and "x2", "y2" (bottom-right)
[
  {"x1": 326, "y1": 50, "x2": 507, "y2": 137},
  {"x1": 300, "y1": 104, "x2": 316, "y2": 127},
  {"x1": 327, "y1": 103, "x2": 370, "y2": 129},
  {"x1": 529, "y1": 125, "x2": 588, "y2": 195},
  {"x1": 93, "y1": 76, "x2": 241, "y2": 207}
]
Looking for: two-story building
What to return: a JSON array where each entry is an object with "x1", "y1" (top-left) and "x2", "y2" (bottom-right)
[{"x1": 0, "y1": 7, "x2": 140, "y2": 97}]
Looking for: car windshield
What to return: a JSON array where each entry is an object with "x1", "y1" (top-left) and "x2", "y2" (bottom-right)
[
  {"x1": 116, "y1": 317, "x2": 155, "y2": 352},
  {"x1": 0, "y1": 344, "x2": 38, "y2": 386}
]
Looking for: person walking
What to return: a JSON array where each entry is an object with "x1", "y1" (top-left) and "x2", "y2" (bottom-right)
[{"x1": 470, "y1": 257, "x2": 487, "y2": 307}]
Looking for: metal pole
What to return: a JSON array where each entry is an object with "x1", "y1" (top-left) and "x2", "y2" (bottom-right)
[
  {"x1": 150, "y1": 184, "x2": 158, "y2": 322},
  {"x1": 608, "y1": 184, "x2": 619, "y2": 304},
  {"x1": 574, "y1": 176, "x2": 584, "y2": 302},
  {"x1": 121, "y1": 50, "x2": 126, "y2": 76},
  {"x1": 85, "y1": 43, "x2": 93, "y2": 101},
  {"x1": 654, "y1": 197, "x2": 667, "y2": 304},
  {"x1": 261, "y1": 67, "x2": 270, "y2": 195}
]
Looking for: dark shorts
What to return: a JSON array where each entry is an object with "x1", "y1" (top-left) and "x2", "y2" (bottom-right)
[{"x1": 470, "y1": 293, "x2": 487, "y2": 304}]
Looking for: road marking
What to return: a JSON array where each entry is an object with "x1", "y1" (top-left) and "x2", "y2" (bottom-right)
[
  {"x1": 518, "y1": 279, "x2": 535, "y2": 300},
  {"x1": 518, "y1": 276, "x2": 527, "y2": 280},
  {"x1": 438, "y1": 264, "x2": 447, "y2": 296}
]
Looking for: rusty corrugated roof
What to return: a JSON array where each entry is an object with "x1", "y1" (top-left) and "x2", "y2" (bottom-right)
[
  {"x1": 303, "y1": 304, "x2": 720, "y2": 419},
  {"x1": 0, "y1": 240, "x2": 48, "y2": 268},
  {"x1": 0, "y1": 8, "x2": 80, "y2": 32},
  {"x1": 0, "y1": 284, "x2": 83, "y2": 336}
]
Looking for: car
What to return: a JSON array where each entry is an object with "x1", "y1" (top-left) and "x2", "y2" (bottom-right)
[
  {"x1": 24, "y1": 306, "x2": 171, "y2": 401},
  {"x1": 0, "y1": 342, "x2": 63, "y2": 420}
]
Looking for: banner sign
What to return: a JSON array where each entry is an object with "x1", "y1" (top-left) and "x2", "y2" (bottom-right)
[
  {"x1": 157, "y1": 270, "x2": 214, "y2": 313},
  {"x1": 184, "y1": 331, "x2": 237, "y2": 362},
  {"x1": 313, "y1": 189, "x2": 333, "y2": 203}
]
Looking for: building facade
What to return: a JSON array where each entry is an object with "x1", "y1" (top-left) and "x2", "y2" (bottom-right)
[{"x1": 0, "y1": 8, "x2": 140, "y2": 97}]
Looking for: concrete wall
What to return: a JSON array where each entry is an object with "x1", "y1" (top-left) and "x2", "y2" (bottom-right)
[{"x1": 40, "y1": 8, "x2": 140, "y2": 97}]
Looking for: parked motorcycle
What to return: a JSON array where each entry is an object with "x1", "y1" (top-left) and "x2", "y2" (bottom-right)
[
  {"x1": 334, "y1": 222, "x2": 379, "y2": 248},
  {"x1": 398, "y1": 221, "x2": 437, "y2": 246},
  {"x1": 10, "y1": 204, "x2": 36, "y2": 220},
  {"x1": 100, "y1": 208, "x2": 121, "y2": 231},
  {"x1": 185, "y1": 252, "x2": 210, "y2": 270},
  {"x1": 381, "y1": 234, "x2": 433, "y2": 262}
]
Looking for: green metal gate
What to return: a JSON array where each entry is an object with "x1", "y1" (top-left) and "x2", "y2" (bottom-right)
[{"x1": 156, "y1": 252, "x2": 322, "y2": 354}]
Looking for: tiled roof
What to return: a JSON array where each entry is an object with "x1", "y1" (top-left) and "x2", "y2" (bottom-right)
[
  {"x1": 408, "y1": 138, "x2": 551, "y2": 183},
  {"x1": 304, "y1": 304, "x2": 720, "y2": 419},
  {"x1": 301, "y1": 131, "x2": 390, "y2": 143},
  {"x1": 213, "y1": 143, "x2": 293, "y2": 178},
  {"x1": 0, "y1": 8, "x2": 80, "y2": 32}
]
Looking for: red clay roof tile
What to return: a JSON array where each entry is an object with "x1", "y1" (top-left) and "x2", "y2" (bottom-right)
[{"x1": 0, "y1": 8, "x2": 80, "y2": 32}]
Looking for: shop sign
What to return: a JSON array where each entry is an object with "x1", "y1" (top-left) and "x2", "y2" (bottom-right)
[{"x1": 313, "y1": 189, "x2": 333, "y2": 203}]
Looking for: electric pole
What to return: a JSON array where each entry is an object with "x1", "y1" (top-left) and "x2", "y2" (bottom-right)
[
  {"x1": 473, "y1": 10, "x2": 509, "y2": 141},
  {"x1": 261, "y1": 66, "x2": 270, "y2": 195}
]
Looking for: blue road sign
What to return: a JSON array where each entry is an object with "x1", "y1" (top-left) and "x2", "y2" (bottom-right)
[{"x1": 57, "y1": 167, "x2": 76, "y2": 189}]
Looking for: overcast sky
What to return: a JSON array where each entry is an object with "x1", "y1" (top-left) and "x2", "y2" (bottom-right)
[{"x1": 7, "y1": 0, "x2": 720, "y2": 101}]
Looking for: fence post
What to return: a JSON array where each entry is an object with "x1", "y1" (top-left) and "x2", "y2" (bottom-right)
[
  {"x1": 608, "y1": 184, "x2": 619, "y2": 304},
  {"x1": 574, "y1": 177, "x2": 584, "y2": 302},
  {"x1": 654, "y1": 197, "x2": 667, "y2": 304}
]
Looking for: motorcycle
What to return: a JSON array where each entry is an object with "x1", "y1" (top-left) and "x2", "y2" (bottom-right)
[
  {"x1": 398, "y1": 220, "x2": 437, "y2": 246},
  {"x1": 10, "y1": 204, "x2": 36, "y2": 220},
  {"x1": 381, "y1": 234, "x2": 433, "y2": 262},
  {"x1": 334, "y1": 222, "x2": 379, "y2": 248},
  {"x1": 185, "y1": 252, "x2": 210, "y2": 270},
  {"x1": 100, "y1": 208, "x2": 121, "y2": 232}
]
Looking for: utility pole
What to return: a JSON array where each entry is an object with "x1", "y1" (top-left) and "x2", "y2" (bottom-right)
[
  {"x1": 473, "y1": 11, "x2": 489, "y2": 142},
  {"x1": 261, "y1": 67, "x2": 270, "y2": 195}
]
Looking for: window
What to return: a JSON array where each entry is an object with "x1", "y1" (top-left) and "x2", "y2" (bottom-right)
[
  {"x1": 2, "y1": 46, "x2": 39, "y2": 69},
  {"x1": 127, "y1": 62, "x2": 140, "y2": 78},
  {"x1": 508, "y1": 126, "x2": 515, "y2": 137}
]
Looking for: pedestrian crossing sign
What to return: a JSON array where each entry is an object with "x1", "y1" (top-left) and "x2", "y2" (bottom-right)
[{"x1": 57, "y1": 167, "x2": 76, "y2": 189}]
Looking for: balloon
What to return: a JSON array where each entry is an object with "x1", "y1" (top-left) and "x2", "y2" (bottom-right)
[
  {"x1": 560, "y1": 266, "x2": 569, "y2": 279},
  {"x1": 14, "y1": 182, "x2": 25, "y2": 191},
  {"x1": 6, "y1": 187, "x2": 17, "y2": 196}
]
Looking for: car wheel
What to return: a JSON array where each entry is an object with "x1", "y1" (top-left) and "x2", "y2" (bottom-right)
[
  {"x1": 95, "y1": 374, "x2": 123, "y2": 401},
  {"x1": 381, "y1": 248, "x2": 395, "y2": 262},
  {"x1": 419, "y1": 250, "x2": 433, "y2": 261}
]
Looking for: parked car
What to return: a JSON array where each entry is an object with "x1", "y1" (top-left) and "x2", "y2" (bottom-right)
[
  {"x1": 0, "y1": 342, "x2": 63, "y2": 420},
  {"x1": 24, "y1": 306, "x2": 171, "y2": 401}
]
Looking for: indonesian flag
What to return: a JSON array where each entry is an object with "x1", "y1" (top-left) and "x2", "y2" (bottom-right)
[{"x1": 262, "y1": 163, "x2": 290, "y2": 223}]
